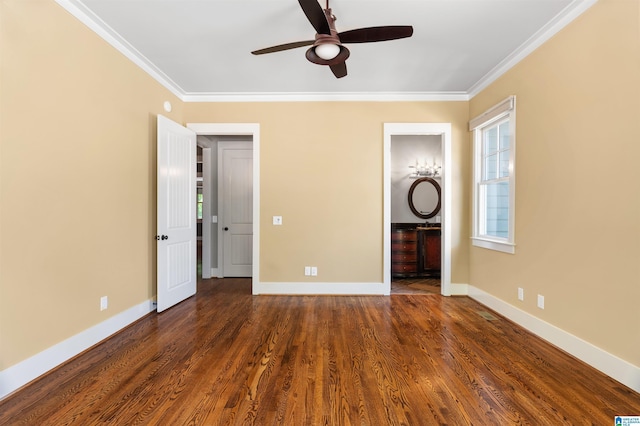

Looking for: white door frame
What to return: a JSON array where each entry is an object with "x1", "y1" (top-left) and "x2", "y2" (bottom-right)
[
  {"x1": 200, "y1": 146, "x2": 212, "y2": 279},
  {"x1": 187, "y1": 123, "x2": 260, "y2": 292},
  {"x1": 384, "y1": 123, "x2": 452, "y2": 296}
]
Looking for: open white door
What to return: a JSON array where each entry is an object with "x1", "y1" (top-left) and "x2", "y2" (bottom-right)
[{"x1": 157, "y1": 115, "x2": 197, "y2": 312}]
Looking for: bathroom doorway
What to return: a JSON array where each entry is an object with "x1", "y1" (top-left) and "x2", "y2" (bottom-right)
[{"x1": 383, "y1": 123, "x2": 452, "y2": 296}]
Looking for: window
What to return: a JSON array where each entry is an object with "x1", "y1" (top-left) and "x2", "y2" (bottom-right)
[
  {"x1": 197, "y1": 189, "x2": 203, "y2": 220},
  {"x1": 470, "y1": 96, "x2": 516, "y2": 254}
]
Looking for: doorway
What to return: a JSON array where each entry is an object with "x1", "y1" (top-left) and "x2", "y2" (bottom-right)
[
  {"x1": 188, "y1": 123, "x2": 261, "y2": 293},
  {"x1": 390, "y1": 135, "x2": 442, "y2": 295},
  {"x1": 384, "y1": 123, "x2": 452, "y2": 296}
]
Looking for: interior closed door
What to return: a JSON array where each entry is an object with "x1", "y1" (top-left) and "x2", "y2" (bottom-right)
[
  {"x1": 219, "y1": 142, "x2": 253, "y2": 277},
  {"x1": 156, "y1": 115, "x2": 197, "y2": 311}
]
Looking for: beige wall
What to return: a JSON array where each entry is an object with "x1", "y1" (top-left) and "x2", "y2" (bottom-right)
[
  {"x1": 183, "y1": 102, "x2": 470, "y2": 284},
  {"x1": 469, "y1": 0, "x2": 640, "y2": 365},
  {"x1": 0, "y1": 0, "x2": 183, "y2": 368},
  {"x1": 5, "y1": 0, "x2": 635, "y2": 383}
]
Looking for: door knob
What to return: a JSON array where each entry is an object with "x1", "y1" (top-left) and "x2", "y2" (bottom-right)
[
  {"x1": 161, "y1": 235, "x2": 168, "y2": 240},
  {"x1": 224, "y1": 227, "x2": 229, "y2": 231}
]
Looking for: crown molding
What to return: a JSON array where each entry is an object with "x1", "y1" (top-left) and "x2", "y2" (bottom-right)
[
  {"x1": 182, "y1": 92, "x2": 469, "y2": 102},
  {"x1": 466, "y1": 0, "x2": 598, "y2": 98},
  {"x1": 55, "y1": 0, "x2": 185, "y2": 99}
]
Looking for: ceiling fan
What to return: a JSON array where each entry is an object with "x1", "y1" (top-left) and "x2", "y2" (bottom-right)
[{"x1": 251, "y1": 0, "x2": 413, "y2": 78}]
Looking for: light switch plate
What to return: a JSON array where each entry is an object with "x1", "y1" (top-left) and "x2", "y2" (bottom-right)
[{"x1": 273, "y1": 216, "x2": 283, "y2": 225}]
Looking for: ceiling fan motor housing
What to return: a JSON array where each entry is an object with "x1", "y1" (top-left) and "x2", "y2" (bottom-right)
[{"x1": 305, "y1": 8, "x2": 350, "y2": 66}]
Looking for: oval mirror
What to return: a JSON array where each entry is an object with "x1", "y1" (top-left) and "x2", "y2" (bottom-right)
[{"x1": 408, "y1": 177, "x2": 441, "y2": 219}]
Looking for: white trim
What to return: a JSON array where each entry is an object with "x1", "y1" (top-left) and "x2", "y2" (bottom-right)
[
  {"x1": 449, "y1": 283, "x2": 469, "y2": 296},
  {"x1": 253, "y1": 282, "x2": 388, "y2": 295},
  {"x1": 469, "y1": 96, "x2": 515, "y2": 130},
  {"x1": 468, "y1": 286, "x2": 640, "y2": 393},
  {"x1": 183, "y1": 92, "x2": 469, "y2": 103},
  {"x1": 201, "y1": 147, "x2": 212, "y2": 279},
  {"x1": 384, "y1": 123, "x2": 452, "y2": 296},
  {"x1": 0, "y1": 300, "x2": 155, "y2": 401},
  {"x1": 467, "y1": 0, "x2": 599, "y2": 98},
  {"x1": 471, "y1": 237, "x2": 516, "y2": 254},
  {"x1": 55, "y1": 0, "x2": 184, "y2": 99},
  {"x1": 186, "y1": 123, "x2": 260, "y2": 290}
]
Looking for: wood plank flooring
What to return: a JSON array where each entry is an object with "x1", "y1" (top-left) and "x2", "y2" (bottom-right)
[{"x1": 1, "y1": 278, "x2": 639, "y2": 425}]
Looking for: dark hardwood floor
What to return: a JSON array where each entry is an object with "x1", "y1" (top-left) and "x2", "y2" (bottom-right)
[{"x1": 1, "y1": 278, "x2": 638, "y2": 425}]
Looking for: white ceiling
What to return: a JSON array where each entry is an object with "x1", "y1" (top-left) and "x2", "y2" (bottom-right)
[{"x1": 59, "y1": 0, "x2": 596, "y2": 101}]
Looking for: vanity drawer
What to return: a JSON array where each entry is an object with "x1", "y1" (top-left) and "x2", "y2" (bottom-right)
[
  {"x1": 392, "y1": 253, "x2": 417, "y2": 262},
  {"x1": 391, "y1": 242, "x2": 416, "y2": 251},
  {"x1": 392, "y1": 230, "x2": 417, "y2": 242},
  {"x1": 392, "y1": 263, "x2": 418, "y2": 274}
]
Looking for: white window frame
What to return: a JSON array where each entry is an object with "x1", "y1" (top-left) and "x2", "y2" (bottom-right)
[{"x1": 470, "y1": 96, "x2": 516, "y2": 254}]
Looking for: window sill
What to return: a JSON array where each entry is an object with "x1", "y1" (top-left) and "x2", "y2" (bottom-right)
[{"x1": 471, "y1": 237, "x2": 515, "y2": 254}]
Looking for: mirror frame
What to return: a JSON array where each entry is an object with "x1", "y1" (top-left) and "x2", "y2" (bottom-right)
[{"x1": 407, "y1": 177, "x2": 442, "y2": 219}]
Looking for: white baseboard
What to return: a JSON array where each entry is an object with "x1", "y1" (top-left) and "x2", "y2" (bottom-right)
[
  {"x1": 0, "y1": 299, "x2": 155, "y2": 401},
  {"x1": 468, "y1": 285, "x2": 640, "y2": 393},
  {"x1": 447, "y1": 282, "x2": 469, "y2": 295},
  {"x1": 253, "y1": 281, "x2": 389, "y2": 295}
]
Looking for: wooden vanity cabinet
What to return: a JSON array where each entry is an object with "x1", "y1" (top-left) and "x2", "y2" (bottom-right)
[
  {"x1": 391, "y1": 228, "x2": 418, "y2": 276},
  {"x1": 420, "y1": 228, "x2": 441, "y2": 275},
  {"x1": 391, "y1": 224, "x2": 441, "y2": 278}
]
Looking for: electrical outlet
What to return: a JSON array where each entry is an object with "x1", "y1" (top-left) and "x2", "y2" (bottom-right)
[
  {"x1": 100, "y1": 296, "x2": 108, "y2": 311},
  {"x1": 518, "y1": 287, "x2": 524, "y2": 301},
  {"x1": 311, "y1": 266, "x2": 318, "y2": 276},
  {"x1": 537, "y1": 294, "x2": 545, "y2": 309},
  {"x1": 304, "y1": 266, "x2": 311, "y2": 276}
]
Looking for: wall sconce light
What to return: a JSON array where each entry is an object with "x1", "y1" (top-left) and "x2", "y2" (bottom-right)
[{"x1": 409, "y1": 158, "x2": 441, "y2": 178}]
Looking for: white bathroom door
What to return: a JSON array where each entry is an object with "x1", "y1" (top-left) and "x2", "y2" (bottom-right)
[
  {"x1": 156, "y1": 115, "x2": 197, "y2": 312},
  {"x1": 219, "y1": 142, "x2": 253, "y2": 277}
]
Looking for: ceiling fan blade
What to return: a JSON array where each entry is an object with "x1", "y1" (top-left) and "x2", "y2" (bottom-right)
[
  {"x1": 298, "y1": 0, "x2": 330, "y2": 35},
  {"x1": 330, "y1": 62, "x2": 347, "y2": 79},
  {"x1": 338, "y1": 26, "x2": 413, "y2": 44},
  {"x1": 251, "y1": 40, "x2": 315, "y2": 55}
]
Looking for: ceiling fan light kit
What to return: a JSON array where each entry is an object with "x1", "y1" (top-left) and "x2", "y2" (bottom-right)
[
  {"x1": 251, "y1": 0, "x2": 413, "y2": 78},
  {"x1": 312, "y1": 43, "x2": 341, "y2": 61}
]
